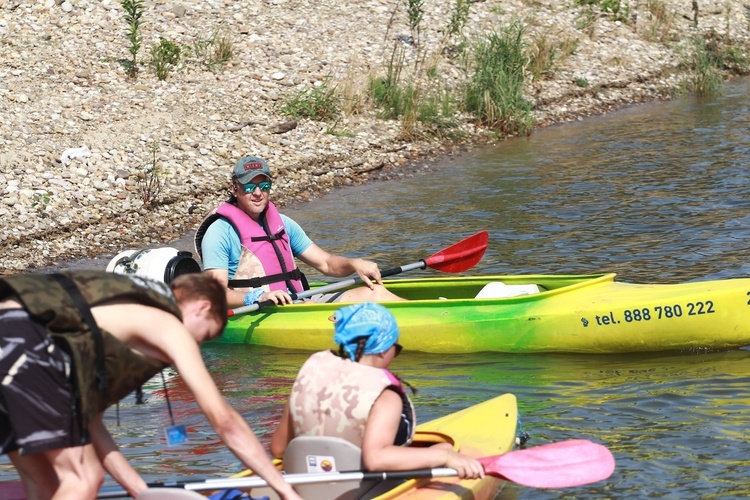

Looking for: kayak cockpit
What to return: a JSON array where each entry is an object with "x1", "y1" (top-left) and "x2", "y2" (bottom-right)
[
  {"x1": 249, "y1": 433, "x2": 456, "y2": 500},
  {"x1": 379, "y1": 273, "x2": 614, "y2": 302}
]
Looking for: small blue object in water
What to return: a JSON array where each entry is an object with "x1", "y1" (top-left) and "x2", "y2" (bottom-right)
[{"x1": 164, "y1": 424, "x2": 187, "y2": 445}]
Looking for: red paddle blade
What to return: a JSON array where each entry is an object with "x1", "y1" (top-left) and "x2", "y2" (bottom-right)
[
  {"x1": 479, "y1": 439, "x2": 615, "y2": 489},
  {"x1": 423, "y1": 230, "x2": 489, "y2": 273}
]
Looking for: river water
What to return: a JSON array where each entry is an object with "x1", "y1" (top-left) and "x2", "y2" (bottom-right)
[{"x1": 2, "y1": 77, "x2": 750, "y2": 498}]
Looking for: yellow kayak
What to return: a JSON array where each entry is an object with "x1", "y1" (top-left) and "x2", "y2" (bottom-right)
[
  {"x1": 370, "y1": 393, "x2": 517, "y2": 499},
  {"x1": 221, "y1": 273, "x2": 750, "y2": 353},
  {"x1": 92, "y1": 393, "x2": 614, "y2": 498},
  {"x1": 237, "y1": 394, "x2": 518, "y2": 500}
]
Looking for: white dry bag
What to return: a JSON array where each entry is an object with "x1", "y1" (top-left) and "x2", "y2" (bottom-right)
[{"x1": 106, "y1": 247, "x2": 201, "y2": 284}]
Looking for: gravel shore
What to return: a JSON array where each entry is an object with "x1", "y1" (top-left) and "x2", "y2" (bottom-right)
[{"x1": 1, "y1": 0, "x2": 748, "y2": 272}]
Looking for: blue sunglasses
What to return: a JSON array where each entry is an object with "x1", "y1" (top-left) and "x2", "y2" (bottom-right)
[{"x1": 239, "y1": 180, "x2": 272, "y2": 193}]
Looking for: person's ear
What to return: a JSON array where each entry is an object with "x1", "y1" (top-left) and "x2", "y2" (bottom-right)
[{"x1": 196, "y1": 299, "x2": 212, "y2": 317}]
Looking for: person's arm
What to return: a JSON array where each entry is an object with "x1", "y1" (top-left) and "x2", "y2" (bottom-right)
[
  {"x1": 174, "y1": 350, "x2": 301, "y2": 499},
  {"x1": 203, "y1": 268, "x2": 247, "y2": 308},
  {"x1": 93, "y1": 306, "x2": 303, "y2": 500},
  {"x1": 297, "y1": 243, "x2": 382, "y2": 290},
  {"x1": 89, "y1": 413, "x2": 148, "y2": 498},
  {"x1": 270, "y1": 402, "x2": 294, "y2": 459},
  {"x1": 361, "y1": 390, "x2": 485, "y2": 479},
  {"x1": 163, "y1": 323, "x2": 300, "y2": 498},
  {"x1": 205, "y1": 267, "x2": 295, "y2": 309}
]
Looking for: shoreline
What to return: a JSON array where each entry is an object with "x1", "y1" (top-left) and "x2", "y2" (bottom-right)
[{"x1": 2, "y1": 0, "x2": 748, "y2": 272}]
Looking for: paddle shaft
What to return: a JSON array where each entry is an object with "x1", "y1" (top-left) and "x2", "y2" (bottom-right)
[
  {"x1": 194, "y1": 467, "x2": 455, "y2": 490},
  {"x1": 97, "y1": 468, "x2": 457, "y2": 498},
  {"x1": 227, "y1": 230, "x2": 489, "y2": 317},
  {"x1": 228, "y1": 261, "x2": 425, "y2": 317},
  {"x1": 96, "y1": 438, "x2": 614, "y2": 497}
]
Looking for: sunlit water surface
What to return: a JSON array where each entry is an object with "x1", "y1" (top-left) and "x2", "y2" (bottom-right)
[{"x1": 2, "y1": 78, "x2": 749, "y2": 499}]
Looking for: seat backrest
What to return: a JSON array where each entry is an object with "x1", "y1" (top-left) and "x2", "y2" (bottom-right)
[{"x1": 282, "y1": 436, "x2": 372, "y2": 500}]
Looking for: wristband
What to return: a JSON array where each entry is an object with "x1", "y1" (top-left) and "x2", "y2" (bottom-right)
[{"x1": 243, "y1": 288, "x2": 264, "y2": 306}]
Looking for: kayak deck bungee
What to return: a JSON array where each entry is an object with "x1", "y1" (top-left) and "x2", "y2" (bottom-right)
[{"x1": 219, "y1": 273, "x2": 750, "y2": 354}]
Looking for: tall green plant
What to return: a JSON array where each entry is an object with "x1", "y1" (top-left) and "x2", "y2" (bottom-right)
[
  {"x1": 189, "y1": 30, "x2": 235, "y2": 71},
  {"x1": 137, "y1": 142, "x2": 165, "y2": 207},
  {"x1": 688, "y1": 35, "x2": 724, "y2": 97},
  {"x1": 405, "y1": 0, "x2": 425, "y2": 47},
  {"x1": 447, "y1": 0, "x2": 470, "y2": 37},
  {"x1": 280, "y1": 81, "x2": 341, "y2": 121},
  {"x1": 122, "y1": 0, "x2": 146, "y2": 79},
  {"x1": 575, "y1": 0, "x2": 630, "y2": 23},
  {"x1": 150, "y1": 38, "x2": 181, "y2": 80},
  {"x1": 527, "y1": 30, "x2": 577, "y2": 81},
  {"x1": 463, "y1": 22, "x2": 533, "y2": 136},
  {"x1": 443, "y1": 0, "x2": 471, "y2": 58},
  {"x1": 370, "y1": 42, "x2": 410, "y2": 119},
  {"x1": 416, "y1": 88, "x2": 459, "y2": 137},
  {"x1": 643, "y1": 0, "x2": 676, "y2": 42}
]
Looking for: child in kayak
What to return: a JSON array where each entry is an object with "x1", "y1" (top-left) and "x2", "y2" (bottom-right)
[{"x1": 270, "y1": 302, "x2": 484, "y2": 479}]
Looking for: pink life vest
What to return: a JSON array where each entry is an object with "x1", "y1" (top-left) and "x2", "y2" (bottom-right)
[{"x1": 198, "y1": 201, "x2": 303, "y2": 293}]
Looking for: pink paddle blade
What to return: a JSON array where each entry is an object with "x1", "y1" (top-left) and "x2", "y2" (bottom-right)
[{"x1": 479, "y1": 439, "x2": 615, "y2": 489}]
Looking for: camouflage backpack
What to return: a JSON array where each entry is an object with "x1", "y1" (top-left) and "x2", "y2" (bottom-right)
[{"x1": 0, "y1": 271, "x2": 180, "y2": 431}]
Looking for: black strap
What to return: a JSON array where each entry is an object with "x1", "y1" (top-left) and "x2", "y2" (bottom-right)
[
  {"x1": 228, "y1": 268, "x2": 305, "y2": 289},
  {"x1": 255, "y1": 209, "x2": 301, "y2": 294},
  {"x1": 249, "y1": 227, "x2": 287, "y2": 242},
  {"x1": 51, "y1": 274, "x2": 108, "y2": 390},
  {"x1": 161, "y1": 370, "x2": 176, "y2": 426}
]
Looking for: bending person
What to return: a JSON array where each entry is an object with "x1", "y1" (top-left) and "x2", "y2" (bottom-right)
[
  {"x1": 270, "y1": 302, "x2": 484, "y2": 479},
  {"x1": 195, "y1": 154, "x2": 405, "y2": 309},
  {"x1": 0, "y1": 271, "x2": 301, "y2": 500}
]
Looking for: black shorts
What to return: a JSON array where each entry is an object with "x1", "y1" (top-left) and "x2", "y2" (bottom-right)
[{"x1": 0, "y1": 309, "x2": 86, "y2": 456}]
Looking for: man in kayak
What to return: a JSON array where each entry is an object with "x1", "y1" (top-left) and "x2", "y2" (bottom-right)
[
  {"x1": 195, "y1": 154, "x2": 405, "y2": 308},
  {"x1": 270, "y1": 302, "x2": 485, "y2": 479},
  {"x1": 0, "y1": 271, "x2": 302, "y2": 500}
]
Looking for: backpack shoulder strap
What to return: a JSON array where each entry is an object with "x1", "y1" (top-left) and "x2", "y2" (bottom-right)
[{"x1": 51, "y1": 273, "x2": 108, "y2": 390}]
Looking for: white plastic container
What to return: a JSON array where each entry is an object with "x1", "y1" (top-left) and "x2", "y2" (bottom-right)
[
  {"x1": 106, "y1": 247, "x2": 201, "y2": 284},
  {"x1": 474, "y1": 282, "x2": 543, "y2": 299}
]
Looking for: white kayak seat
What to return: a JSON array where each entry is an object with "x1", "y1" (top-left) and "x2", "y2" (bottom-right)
[
  {"x1": 281, "y1": 436, "x2": 368, "y2": 500},
  {"x1": 475, "y1": 281, "x2": 544, "y2": 299},
  {"x1": 279, "y1": 436, "x2": 400, "y2": 500},
  {"x1": 136, "y1": 488, "x2": 206, "y2": 499},
  {"x1": 251, "y1": 436, "x2": 404, "y2": 500}
]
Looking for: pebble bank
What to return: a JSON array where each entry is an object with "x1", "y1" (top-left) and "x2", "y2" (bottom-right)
[{"x1": 1, "y1": 0, "x2": 748, "y2": 271}]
